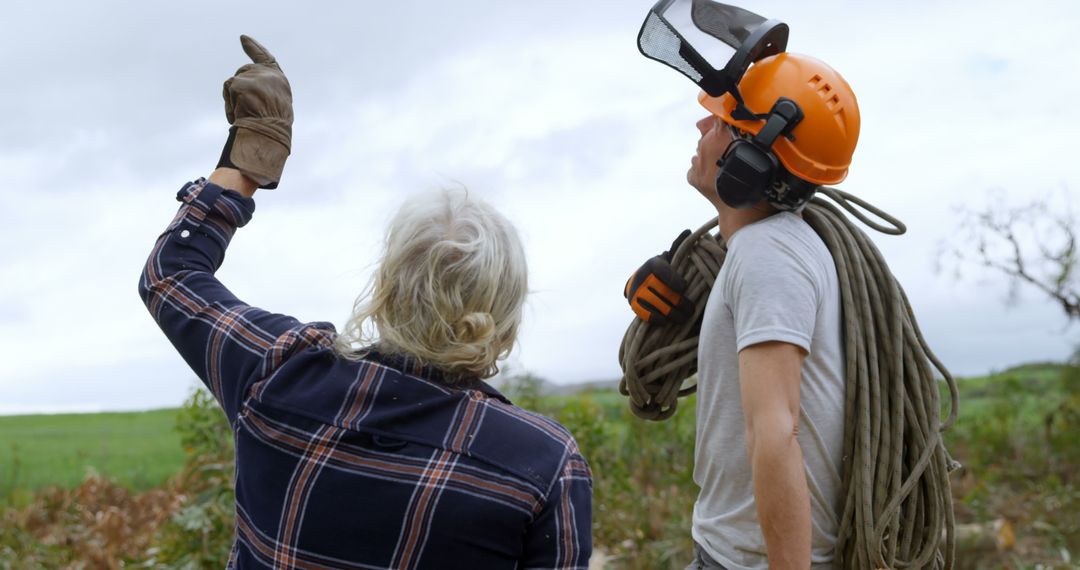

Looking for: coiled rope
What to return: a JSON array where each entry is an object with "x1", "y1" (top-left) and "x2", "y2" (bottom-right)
[{"x1": 618, "y1": 188, "x2": 960, "y2": 569}]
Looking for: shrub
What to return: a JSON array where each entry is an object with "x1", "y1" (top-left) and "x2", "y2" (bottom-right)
[
  {"x1": 515, "y1": 379, "x2": 699, "y2": 570},
  {"x1": 146, "y1": 388, "x2": 235, "y2": 569}
]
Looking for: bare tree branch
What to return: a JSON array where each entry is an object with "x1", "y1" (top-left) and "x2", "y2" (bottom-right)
[{"x1": 938, "y1": 189, "x2": 1080, "y2": 321}]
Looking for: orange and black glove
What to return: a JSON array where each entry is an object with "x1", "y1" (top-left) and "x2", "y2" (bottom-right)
[{"x1": 624, "y1": 230, "x2": 695, "y2": 325}]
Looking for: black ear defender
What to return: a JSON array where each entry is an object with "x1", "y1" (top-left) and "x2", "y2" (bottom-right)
[{"x1": 714, "y1": 97, "x2": 804, "y2": 209}]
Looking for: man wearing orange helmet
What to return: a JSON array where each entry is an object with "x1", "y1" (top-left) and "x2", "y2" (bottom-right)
[
  {"x1": 687, "y1": 51, "x2": 856, "y2": 570},
  {"x1": 626, "y1": 2, "x2": 860, "y2": 568}
]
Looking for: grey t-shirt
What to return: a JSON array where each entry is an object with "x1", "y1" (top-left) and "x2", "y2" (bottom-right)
[{"x1": 691, "y1": 212, "x2": 845, "y2": 570}]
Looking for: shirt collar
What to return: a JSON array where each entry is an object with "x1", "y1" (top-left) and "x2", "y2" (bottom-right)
[{"x1": 366, "y1": 348, "x2": 512, "y2": 405}]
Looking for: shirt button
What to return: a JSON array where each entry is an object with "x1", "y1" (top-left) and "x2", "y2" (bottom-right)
[{"x1": 180, "y1": 229, "x2": 191, "y2": 238}]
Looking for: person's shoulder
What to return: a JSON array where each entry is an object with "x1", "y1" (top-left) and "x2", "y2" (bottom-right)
[
  {"x1": 470, "y1": 395, "x2": 587, "y2": 488},
  {"x1": 735, "y1": 211, "x2": 810, "y2": 239},
  {"x1": 727, "y1": 213, "x2": 797, "y2": 257},
  {"x1": 731, "y1": 213, "x2": 825, "y2": 258},
  {"x1": 478, "y1": 395, "x2": 580, "y2": 450},
  {"x1": 723, "y1": 213, "x2": 834, "y2": 299}
]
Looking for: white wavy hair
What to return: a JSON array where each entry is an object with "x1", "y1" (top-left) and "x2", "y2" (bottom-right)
[{"x1": 333, "y1": 187, "x2": 528, "y2": 382}]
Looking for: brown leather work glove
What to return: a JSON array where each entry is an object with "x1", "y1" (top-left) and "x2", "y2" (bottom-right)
[{"x1": 217, "y1": 35, "x2": 293, "y2": 189}]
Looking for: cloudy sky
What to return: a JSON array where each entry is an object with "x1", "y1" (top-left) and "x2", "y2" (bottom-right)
[{"x1": 1, "y1": 0, "x2": 1078, "y2": 414}]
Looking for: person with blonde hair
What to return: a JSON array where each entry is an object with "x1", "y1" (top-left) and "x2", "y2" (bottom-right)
[
  {"x1": 139, "y1": 36, "x2": 592, "y2": 569},
  {"x1": 332, "y1": 189, "x2": 529, "y2": 382}
]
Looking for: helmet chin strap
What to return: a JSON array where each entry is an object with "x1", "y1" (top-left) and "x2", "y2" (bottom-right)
[
  {"x1": 728, "y1": 87, "x2": 770, "y2": 122},
  {"x1": 728, "y1": 93, "x2": 804, "y2": 144}
]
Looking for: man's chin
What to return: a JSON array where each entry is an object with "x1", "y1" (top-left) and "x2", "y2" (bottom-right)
[
  {"x1": 687, "y1": 173, "x2": 716, "y2": 203},
  {"x1": 686, "y1": 164, "x2": 696, "y2": 187}
]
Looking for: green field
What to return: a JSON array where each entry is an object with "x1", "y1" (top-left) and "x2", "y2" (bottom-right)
[
  {"x1": 0, "y1": 366, "x2": 1067, "y2": 500},
  {"x1": 0, "y1": 408, "x2": 186, "y2": 505}
]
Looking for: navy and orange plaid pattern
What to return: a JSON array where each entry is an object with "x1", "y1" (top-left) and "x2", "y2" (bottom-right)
[{"x1": 139, "y1": 179, "x2": 592, "y2": 569}]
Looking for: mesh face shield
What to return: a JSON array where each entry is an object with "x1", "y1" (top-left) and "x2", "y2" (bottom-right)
[{"x1": 637, "y1": 0, "x2": 789, "y2": 119}]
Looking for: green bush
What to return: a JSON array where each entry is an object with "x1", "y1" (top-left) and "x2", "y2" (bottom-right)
[
  {"x1": 945, "y1": 363, "x2": 1080, "y2": 567},
  {"x1": 147, "y1": 388, "x2": 236, "y2": 569},
  {"x1": 519, "y1": 379, "x2": 698, "y2": 570}
]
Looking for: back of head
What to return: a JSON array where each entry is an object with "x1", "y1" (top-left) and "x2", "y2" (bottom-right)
[{"x1": 334, "y1": 188, "x2": 528, "y2": 383}]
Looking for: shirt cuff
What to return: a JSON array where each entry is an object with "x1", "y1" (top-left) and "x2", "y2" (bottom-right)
[
  {"x1": 170, "y1": 178, "x2": 256, "y2": 233},
  {"x1": 736, "y1": 327, "x2": 812, "y2": 354}
]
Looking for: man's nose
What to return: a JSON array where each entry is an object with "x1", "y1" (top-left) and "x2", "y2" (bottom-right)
[{"x1": 696, "y1": 115, "x2": 715, "y2": 135}]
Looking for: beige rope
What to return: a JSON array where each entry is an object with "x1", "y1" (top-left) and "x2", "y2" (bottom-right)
[{"x1": 617, "y1": 188, "x2": 959, "y2": 569}]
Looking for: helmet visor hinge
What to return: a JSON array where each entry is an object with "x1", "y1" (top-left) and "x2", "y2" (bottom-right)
[{"x1": 753, "y1": 97, "x2": 804, "y2": 147}]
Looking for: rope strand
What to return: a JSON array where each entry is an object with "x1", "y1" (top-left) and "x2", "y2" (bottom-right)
[{"x1": 617, "y1": 189, "x2": 959, "y2": 569}]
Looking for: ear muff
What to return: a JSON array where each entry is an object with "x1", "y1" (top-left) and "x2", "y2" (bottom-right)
[
  {"x1": 715, "y1": 97, "x2": 804, "y2": 209},
  {"x1": 714, "y1": 138, "x2": 777, "y2": 209}
]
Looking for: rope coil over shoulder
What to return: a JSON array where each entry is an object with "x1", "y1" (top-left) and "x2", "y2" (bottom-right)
[{"x1": 618, "y1": 188, "x2": 960, "y2": 570}]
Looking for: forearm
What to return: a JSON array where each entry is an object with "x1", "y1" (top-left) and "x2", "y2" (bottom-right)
[
  {"x1": 139, "y1": 180, "x2": 253, "y2": 287},
  {"x1": 209, "y1": 167, "x2": 258, "y2": 198},
  {"x1": 749, "y1": 422, "x2": 812, "y2": 569},
  {"x1": 137, "y1": 179, "x2": 257, "y2": 360}
]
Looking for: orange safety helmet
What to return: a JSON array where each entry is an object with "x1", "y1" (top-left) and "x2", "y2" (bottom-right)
[{"x1": 699, "y1": 52, "x2": 860, "y2": 185}]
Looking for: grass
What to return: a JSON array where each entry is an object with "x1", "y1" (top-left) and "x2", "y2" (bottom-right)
[
  {"x1": 0, "y1": 409, "x2": 185, "y2": 506},
  {"x1": 953, "y1": 363, "x2": 1064, "y2": 416}
]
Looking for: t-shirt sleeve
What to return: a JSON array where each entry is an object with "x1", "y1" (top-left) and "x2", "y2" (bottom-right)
[{"x1": 723, "y1": 231, "x2": 821, "y2": 354}]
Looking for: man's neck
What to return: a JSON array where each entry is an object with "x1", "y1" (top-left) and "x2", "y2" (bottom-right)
[{"x1": 715, "y1": 201, "x2": 778, "y2": 242}]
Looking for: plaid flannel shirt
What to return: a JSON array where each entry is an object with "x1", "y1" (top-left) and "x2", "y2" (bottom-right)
[{"x1": 139, "y1": 179, "x2": 593, "y2": 569}]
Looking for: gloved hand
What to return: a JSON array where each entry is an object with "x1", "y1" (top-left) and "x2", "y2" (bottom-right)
[
  {"x1": 624, "y1": 229, "x2": 695, "y2": 325},
  {"x1": 216, "y1": 35, "x2": 293, "y2": 189}
]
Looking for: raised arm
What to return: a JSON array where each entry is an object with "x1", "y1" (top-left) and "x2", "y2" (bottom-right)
[
  {"x1": 138, "y1": 36, "x2": 331, "y2": 423},
  {"x1": 138, "y1": 178, "x2": 324, "y2": 423}
]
